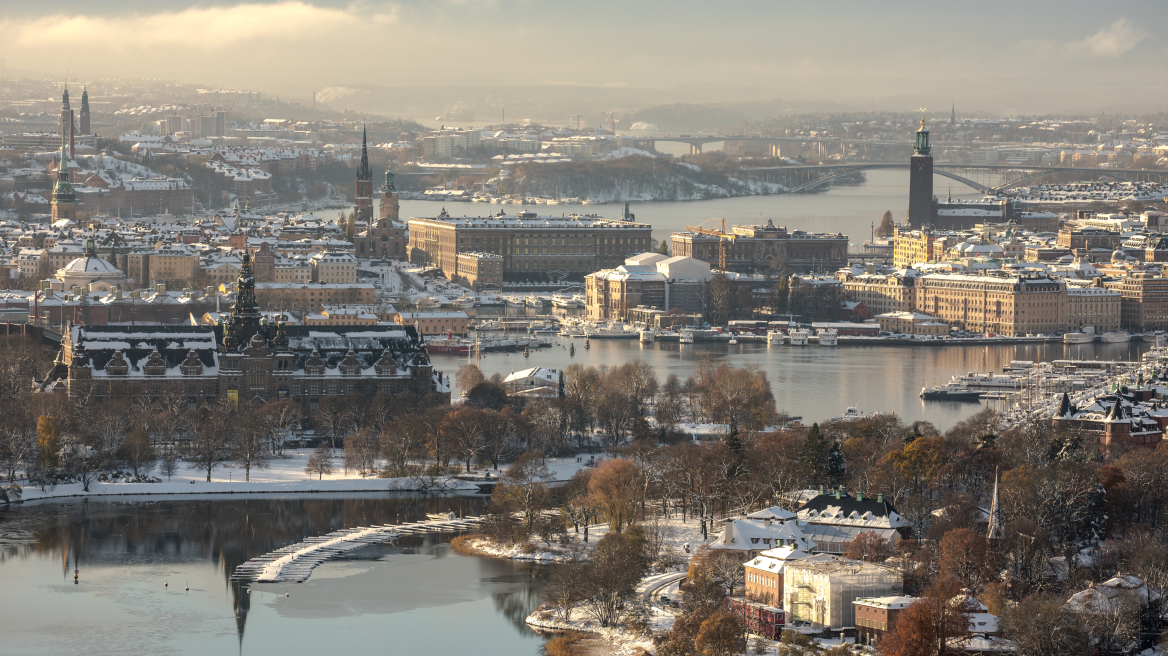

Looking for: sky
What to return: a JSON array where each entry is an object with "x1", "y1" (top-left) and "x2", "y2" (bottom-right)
[{"x1": 2, "y1": 0, "x2": 1167, "y2": 114}]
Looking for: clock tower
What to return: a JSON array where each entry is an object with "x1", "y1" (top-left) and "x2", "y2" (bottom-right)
[{"x1": 908, "y1": 116, "x2": 934, "y2": 228}]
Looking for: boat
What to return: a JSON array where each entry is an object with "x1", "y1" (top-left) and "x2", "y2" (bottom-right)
[
  {"x1": 453, "y1": 295, "x2": 476, "y2": 310},
  {"x1": 766, "y1": 330, "x2": 785, "y2": 346},
  {"x1": 1149, "y1": 331, "x2": 1168, "y2": 345},
  {"x1": 951, "y1": 372, "x2": 1025, "y2": 389},
  {"x1": 569, "y1": 343, "x2": 575, "y2": 356},
  {"x1": 584, "y1": 338, "x2": 590, "y2": 349},
  {"x1": 832, "y1": 407, "x2": 895, "y2": 422},
  {"x1": 639, "y1": 329, "x2": 655, "y2": 343},
  {"x1": 584, "y1": 324, "x2": 639, "y2": 339},
  {"x1": 728, "y1": 336, "x2": 739, "y2": 345},
  {"x1": 679, "y1": 329, "x2": 695, "y2": 344},
  {"x1": 817, "y1": 329, "x2": 838, "y2": 346},
  {"x1": 920, "y1": 383, "x2": 983, "y2": 402},
  {"x1": 525, "y1": 295, "x2": 548, "y2": 308},
  {"x1": 1064, "y1": 326, "x2": 1095, "y2": 344},
  {"x1": 551, "y1": 295, "x2": 579, "y2": 309},
  {"x1": 1002, "y1": 360, "x2": 1034, "y2": 372},
  {"x1": 505, "y1": 296, "x2": 526, "y2": 308},
  {"x1": 789, "y1": 329, "x2": 809, "y2": 346},
  {"x1": 1101, "y1": 330, "x2": 1130, "y2": 344}
]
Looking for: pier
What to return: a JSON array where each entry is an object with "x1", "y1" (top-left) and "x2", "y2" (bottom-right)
[{"x1": 230, "y1": 515, "x2": 484, "y2": 583}]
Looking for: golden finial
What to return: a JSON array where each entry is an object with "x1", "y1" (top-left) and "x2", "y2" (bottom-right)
[{"x1": 919, "y1": 108, "x2": 927, "y2": 131}]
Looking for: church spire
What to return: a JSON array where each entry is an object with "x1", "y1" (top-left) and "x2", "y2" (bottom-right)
[
  {"x1": 357, "y1": 125, "x2": 371, "y2": 181},
  {"x1": 987, "y1": 467, "x2": 1004, "y2": 540}
]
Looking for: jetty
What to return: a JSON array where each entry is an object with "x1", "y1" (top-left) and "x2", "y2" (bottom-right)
[{"x1": 230, "y1": 515, "x2": 483, "y2": 583}]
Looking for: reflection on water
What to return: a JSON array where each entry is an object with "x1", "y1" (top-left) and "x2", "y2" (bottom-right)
[
  {"x1": 436, "y1": 337, "x2": 1153, "y2": 429},
  {"x1": 0, "y1": 495, "x2": 546, "y2": 656}
]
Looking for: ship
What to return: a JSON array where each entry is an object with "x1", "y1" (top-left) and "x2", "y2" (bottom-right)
[
  {"x1": 425, "y1": 336, "x2": 529, "y2": 354},
  {"x1": 789, "y1": 329, "x2": 810, "y2": 346},
  {"x1": 951, "y1": 372, "x2": 1025, "y2": 389},
  {"x1": 766, "y1": 330, "x2": 785, "y2": 346},
  {"x1": 1100, "y1": 330, "x2": 1130, "y2": 344},
  {"x1": 817, "y1": 329, "x2": 838, "y2": 346},
  {"x1": 679, "y1": 329, "x2": 695, "y2": 344},
  {"x1": 639, "y1": 329, "x2": 655, "y2": 343},
  {"x1": 584, "y1": 324, "x2": 639, "y2": 339},
  {"x1": 920, "y1": 383, "x2": 983, "y2": 402},
  {"x1": 1064, "y1": 326, "x2": 1095, "y2": 344}
]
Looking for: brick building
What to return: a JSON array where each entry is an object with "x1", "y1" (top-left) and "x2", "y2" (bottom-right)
[{"x1": 671, "y1": 219, "x2": 847, "y2": 274}]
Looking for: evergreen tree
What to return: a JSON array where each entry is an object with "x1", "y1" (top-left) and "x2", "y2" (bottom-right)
[
  {"x1": 724, "y1": 422, "x2": 743, "y2": 456},
  {"x1": 903, "y1": 422, "x2": 922, "y2": 445},
  {"x1": 798, "y1": 423, "x2": 828, "y2": 484},
  {"x1": 657, "y1": 239, "x2": 671, "y2": 256},
  {"x1": 108, "y1": 244, "x2": 118, "y2": 267},
  {"x1": 826, "y1": 440, "x2": 846, "y2": 484}
]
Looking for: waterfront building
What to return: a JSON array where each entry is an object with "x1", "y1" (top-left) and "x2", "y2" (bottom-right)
[
  {"x1": 670, "y1": 219, "x2": 847, "y2": 274},
  {"x1": 455, "y1": 251, "x2": 504, "y2": 289},
  {"x1": 874, "y1": 311, "x2": 948, "y2": 335},
  {"x1": 838, "y1": 268, "x2": 919, "y2": 316},
  {"x1": 390, "y1": 310, "x2": 469, "y2": 336},
  {"x1": 916, "y1": 270, "x2": 1067, "y2": 337},
  {"x1": 1104, "y1": 271, "x2": 1168, "y2": 332},
  {"x1": 407, "y1": 211, "x2": 652, "y2": 280},
  {"x1": 584, "y1": 254, "x2": 713, "y2": 322},
  {"x1": 44, "y1": 252, "x2": 446, "y2": 410},
  {"x1": 782, "y1": 555, "x2": 902, "y2": 630},
  {"x1": 1065, "y1": 282, "x2": 1122, "y2": 332}
]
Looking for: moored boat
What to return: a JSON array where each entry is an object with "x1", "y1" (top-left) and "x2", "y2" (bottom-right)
[
  {"x1": 679, "y1": 329, "x2": 695, "y2": 344},
  {"x1": 1101, "y1": 330, "x2": 1130, "y2": 344},
  {"x1": 789, "y1": 329, "x2": 809, "y2": 346},
  {"x1": 920, "y1": 383, "x2": 983, "y2": 402},
  {"x1": 766, "y1": 330, "x2": 784, "y2": 346},
  {"x1": 817, "y1": 329, "x2": 838, "y2": 346}
]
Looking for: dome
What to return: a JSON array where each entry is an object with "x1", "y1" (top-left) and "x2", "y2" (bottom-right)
[{"x1": 62, "y1": 255, "x2": 122, "y2": 276}]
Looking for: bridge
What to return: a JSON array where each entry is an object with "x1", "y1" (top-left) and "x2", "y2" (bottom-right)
[
  {"x1": 619, "y1": 134, "x2": 911, "y2": 156},
  {"x1": 736, "y1": 163, "x2": 1168, "y2": 195}
]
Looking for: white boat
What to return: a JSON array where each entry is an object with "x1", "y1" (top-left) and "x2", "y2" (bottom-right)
[
  {"x1": 453, "y1": 295, "x2": 476, "y2": 310},
  {"x1": 789, "y1": 329, "x2": 809, "y2": 346},
  {"x1": 505, "y1": 296, "x2": 526, "y2": 308},
  {"x1": 766, "y1": 330, "x2": 785, "y2": 346},
  {"x1": 832, "y1": 407, "x2": 895, "y2": 422},
  {"x1": 951, "y1": 372, "x2": 1026, "y2": 389},
  {"x1": 551, "y1": 295, "x2": 579, "y2": 309},
  {"x1": 679, "y1": 329, "x2": 695, "y2": 344},
  {"x1": 584, "y1": 324, "x2": 639, "y2": 339},
  {"x1": 1149, "y1": 331, "x2": 1168, "y2": 345},
  {"x1": 728, "y1": 336, "x2": 739, "y2": 345},
  {"x1": 525, "y1": 295, "x2": 548, "y2": 308},
  {"x1": 1064, "y1": 326, "x2": 1095, "y2": 344},
  {"x1": 639, "y1": 329, "x2": 655, "y2": 343},
  {"x1": 817, "y1": 329, "x2": 838, "y2": 346},
  {"x1": 1101, "y1": 330, "x2": 1130, "y2": 344}
]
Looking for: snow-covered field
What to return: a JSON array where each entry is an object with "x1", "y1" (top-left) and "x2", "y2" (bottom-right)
[{"x1": 15, "y1": 453, "x2": 589, "y2": 502}]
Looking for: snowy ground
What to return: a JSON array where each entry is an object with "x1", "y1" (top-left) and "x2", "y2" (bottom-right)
[{"x1": 14, "y1": 453, "x2": 589, "y2": 502}]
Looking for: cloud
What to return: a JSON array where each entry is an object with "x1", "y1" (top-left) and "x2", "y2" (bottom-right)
[
  {"x1": 1082, "y1": 17, "x2": 1144, "y2": 57},
  {"x1": 0, "y1": 2, "x2": 397, "y2": 77}
]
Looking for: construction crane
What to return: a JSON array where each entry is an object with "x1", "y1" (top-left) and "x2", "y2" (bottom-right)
[
  {"x1": 685, "y1": 218, "x2": 737, "y2": 270},
  {"x1": 569, "y1": 115, "x2": 582, "y2": 130}
]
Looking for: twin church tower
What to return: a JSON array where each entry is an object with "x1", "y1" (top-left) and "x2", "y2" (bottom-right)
[{"x1": 354, "y1": 126, "x2": 405, "y2": 259}]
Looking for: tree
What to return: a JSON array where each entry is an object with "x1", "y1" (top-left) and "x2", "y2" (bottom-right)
[
  {"x1": 877, "y1": 210, "x2": 895, "y2": 237},
  {"x1": 693, "y1": 610, "x2": 745, "y2": 656},
  {"x1": 456, "y1": 364, "x2": 486, "y2": 393},
  {"x1": 844, "y1": 531, "x2": 892, "y2": 563},
  {"x1": 798, "y1": 423, "x2": 830, "y2": 486},
  {"x1": 694, "y1": 365, "x2": 776, "y2": 434},
  {"x1": 36, "y1": 415, "x2": 62, "y2": 470},
  {"x1": 588, "y1": 458, "x2": 644, "y2": 533},
  {"x1": 493, "y1": 449, "x2": 554, "y2": 529},
  {"x1": 443, "y1": 407, "x2": 488, "y2": 473},
  {"x1": 342, "y1": 427, "x2": 379, "y2": 477},
  {"x1": 658, "y1": 239, "x2": 671, "y2": 256},
  {"x1": 583, "y1": 529, "x2": 650, "y2": 627},
  {"x1": 938, "y1": 528, "x2": 997, "y2": 592},
  {"x1": 545, "y1": 550, "x2": 589, "y2": 620},
  {"x1": 879, "y1": 578, "x2": 974, "y2": 656},
  {"x1": 380, "y1": 414, "x2": 425, "y2": 475},
  {"x1": 229, "y1": 409, "x2": 271, "y2": 482},
  {"x1": 186, "y1": 402, "x2": 232, "y2": 482},
  {"x1": 480, "y1": 408, "x2": 520, "y2": 470},
  {"x1": 159, "y1": 447, "x2": 179, "y2": 481},
  {"x1": 1000, "y1": 594, "x2": 1089, "y2": 656},
  {"x1": 117, "y1": 428, "x2": 157, "y2": 477},
  {"x1": 306, "y1": 442, "x2": 335, "y2": 480}
]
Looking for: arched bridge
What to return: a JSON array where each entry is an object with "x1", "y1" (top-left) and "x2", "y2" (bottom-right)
[{"x1": 738, "y1": 163, "x2": 1168, "y2": 195}]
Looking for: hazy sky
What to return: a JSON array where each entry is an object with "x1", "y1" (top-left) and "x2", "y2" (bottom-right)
[{"x1": 2, "y1": 0, "x2": 1167, "y2": 113}]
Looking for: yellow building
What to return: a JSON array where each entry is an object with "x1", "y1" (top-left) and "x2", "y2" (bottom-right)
[
  {"x1": 149, "y1": 242, "x2": 199, "y2": 283},
  {"x1": 310, "y1": 251, "x2": 358, "y2": 284},
  {"x1": 874, "y1": 311, "x2": 949, "y2": 335},
  {"x1": 838, "y1": 270, "x2": 918, "y2": 316},
  {"x1": 915, "y1": 271, "x2": 1067, "y2": 336},
  {"x1": 1066, "y1": 283, "x2": 1122, "y2": 332}
]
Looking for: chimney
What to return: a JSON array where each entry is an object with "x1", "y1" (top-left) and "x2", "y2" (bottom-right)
[
  {"x1": 877, "y1": 493, "x2": 884, "y2": 503},
  {"x1": 857, "y1": 492, "x2": 864, "y2": 502},
  {"x1": 835, "y1": 488, "x2": 842, "y2": 500}
]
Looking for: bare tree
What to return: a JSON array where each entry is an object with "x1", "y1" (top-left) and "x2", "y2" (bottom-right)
[
  {"x1": 493, "y1": 449, "x2": 554, "y2": 529},
  {"x1": 305, "y1": 442, "x2": 335, "y2": 480},
  {"x1": 229, "y1": 407, "x2": 270, "y2": 482}
]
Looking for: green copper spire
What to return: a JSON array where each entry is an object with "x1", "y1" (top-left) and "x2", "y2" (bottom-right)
[
  {"x1": 383, "y1": 167, "x2": 396, "y2": 192},
  {"x1": 914, "y1": 114, "x2": 931, "y2": 156},
  {"x1": 52, "y1": 131, "x2": 75, "y2": 201}
]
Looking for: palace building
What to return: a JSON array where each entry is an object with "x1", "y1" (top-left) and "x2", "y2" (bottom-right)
[{"x1": 43, "y1": 252, "x2": 448, "y2": 409}]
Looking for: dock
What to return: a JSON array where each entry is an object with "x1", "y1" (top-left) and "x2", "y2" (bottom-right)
[{"x1": 230, "y1": 515, "x2": 483, "y2": 584}]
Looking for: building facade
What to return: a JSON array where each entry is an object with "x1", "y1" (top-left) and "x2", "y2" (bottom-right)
[
  {"x1": 1066, "y1": 284, "x2": 1122, "y2": 332},
  {"x1": 854, "y1": 596, "x2": 915, "y2": 647},
  {"x1": 916, "y1": 271, "x2": 1067, "y2": 336},
  {"x1": 46, "y1": 252, "x2": 447, "y2": 411},
  {"x1": 455, "y1": 252, "x2": 504, "y2": 289},
  {"x1": 407, "y1": 211, "x2": 653, "y2": 280},
  {"x1": 584, "y1": 254, "x2": 713, "y2": 322},
  {"x1": 1104, "y1": 271, "x2": 1168, "y2": 332},
  {"x1": 838, "y1": 270, "x2": 918, "y2": 316},
  {"x1": 671, "y1": 219, "x2": 847, "y2": 274}
]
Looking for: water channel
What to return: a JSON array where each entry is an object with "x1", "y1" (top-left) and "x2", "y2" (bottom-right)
[{"x1": 0, "y1": 495, "x2": 546, "y2": 656}]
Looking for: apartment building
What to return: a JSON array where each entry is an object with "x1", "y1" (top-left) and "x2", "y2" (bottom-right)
[{"x1": 916, "y1": 270, "x2": 1067, "y2": 336}]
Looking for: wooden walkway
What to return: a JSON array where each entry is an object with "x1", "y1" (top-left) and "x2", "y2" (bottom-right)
[{"x1": 230, "y1": 516, "x2": 483, "y2": 584}]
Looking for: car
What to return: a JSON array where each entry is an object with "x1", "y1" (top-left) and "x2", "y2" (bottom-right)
[{"x1": 660, "y1": 595, "x2": 671, "y2": 605}]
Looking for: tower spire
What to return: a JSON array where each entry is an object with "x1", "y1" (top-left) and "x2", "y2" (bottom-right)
[
  {"x1": 987, "y1": 467, "x2": 1004, "y2": 540},
  {"x1": 357, "y1": 125, "x2": 371, "y2": 181}
]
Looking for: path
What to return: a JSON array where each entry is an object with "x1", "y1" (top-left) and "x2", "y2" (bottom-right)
[{"x1": 231, "y1": 515, "x2": 483, "y2": 583}]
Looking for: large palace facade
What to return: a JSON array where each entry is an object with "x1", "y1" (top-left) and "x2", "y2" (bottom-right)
[{"x1": 44, "y1": 252, "x2": 449, "y2": 409}]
